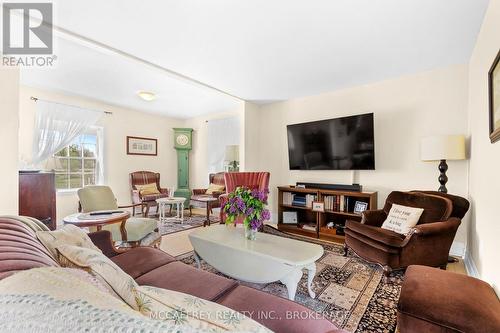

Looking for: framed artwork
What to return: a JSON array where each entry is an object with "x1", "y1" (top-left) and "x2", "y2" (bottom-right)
[
  {"x1": 354, "y1": 201, "x2": 368, "y2": 214},
  {"x1": 283, "y1": 211, "x2": 298, "y2": 224},
  {"x1": 489, "y1": 49, "x2": 500, "y2": 143},
  {"x1": 126, "y1": 136, "x2": 157, "y2": 156},
  {"x1": 312, "y1": 201, "x2": 325, "y2": 212}
]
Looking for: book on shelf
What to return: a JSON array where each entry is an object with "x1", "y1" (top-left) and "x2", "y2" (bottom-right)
[
  {"x1": 282, "y1": 192, "x2": 294, "y2": 205},
  {"x1": 323, "y1": 195, "x2": 354, "y2": 213},
  {"x1": 305, "y1": 194, "x2": 316, "y2": 208},
  {"x1": 292, "y1": 194, "x2": 307, "y2": 207}
]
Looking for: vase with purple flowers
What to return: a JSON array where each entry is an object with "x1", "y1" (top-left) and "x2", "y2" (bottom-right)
[{"x1": 223, "y1": 186, "x2": 271, "y2": 240}]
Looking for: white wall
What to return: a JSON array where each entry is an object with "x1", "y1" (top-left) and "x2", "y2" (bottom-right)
[
  {"x1": 0, "y1": 68, "x2": 20, "y2": 214},
  {"x1": 184, "y1": 102, "x2": 245, "y2": 189},
  {"x1": 253, "y1": 64, "x2": 470, "y2": 247},
  {"x1": 467, "y1": 0, "x2": 500, "y2": 293},
  {"x1": 19, "y1": 86, "x2": 183, "y2": 223}
]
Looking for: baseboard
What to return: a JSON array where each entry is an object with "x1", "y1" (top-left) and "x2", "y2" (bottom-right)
[
  {"x1": 449, "y1": 241, "x2": 466, "y2": 258},
  {"x1": 464, "y1": 251, "x2": 479, "y2": 278}
]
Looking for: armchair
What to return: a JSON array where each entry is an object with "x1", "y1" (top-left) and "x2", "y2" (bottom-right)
[
  {"x1": 344, "y1": 191, "x2": 469, "y2": 278},
  {"x1": 219, "y1": 172, "x2": 270, "y2": 223},
  {"x1": 130, "y1": 171, "x2": 169, "y2": 216},
  {"x1": 190, "y1": 172, "x2": 226, "y2": 216},
  {"x1": 78, "y1": 185, "x2": 160, "y2": 247}
]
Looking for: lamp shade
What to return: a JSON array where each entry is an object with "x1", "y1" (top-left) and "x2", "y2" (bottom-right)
[
  {"x1": 224, "y1": 145, "x2": 239, "y2": 162},
  {"x1": 420, "y1": 135, "x2": 466, "y2": 161}
]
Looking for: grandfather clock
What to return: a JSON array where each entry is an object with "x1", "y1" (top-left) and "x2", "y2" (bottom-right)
[{"x1": 173, "y1": 128, "x2": 193, "y2": 201}]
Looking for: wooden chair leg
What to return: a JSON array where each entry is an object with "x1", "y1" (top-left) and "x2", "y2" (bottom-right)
[
  {"x1": 189, "y1": 206, "x2": 193, "y2": 217},
  {"x1": 383, "y1": 265, "x2": 392, "y2": 283},
  {"x1": 343, "y1": 243, "x2": 349, "y2": 257}
]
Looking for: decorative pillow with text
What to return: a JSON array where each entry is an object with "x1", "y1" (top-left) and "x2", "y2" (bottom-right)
[{"x1": 381, "y1": 204, "x2": 424, "y2": 235}]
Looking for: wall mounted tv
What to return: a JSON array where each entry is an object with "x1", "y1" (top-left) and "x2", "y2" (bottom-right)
[{"x1": 287, "y1": 113, "x2": 375, "y2": 170}]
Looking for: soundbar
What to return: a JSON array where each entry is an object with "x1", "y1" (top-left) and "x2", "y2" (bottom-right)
[{"x1": 295, "y1": 182, "x2": 362, "y2": 192}]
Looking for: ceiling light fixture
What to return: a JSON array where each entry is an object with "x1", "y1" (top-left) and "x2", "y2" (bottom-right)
[{"x1": 137, "y1": 91, "x2": 156, "y2": 101}]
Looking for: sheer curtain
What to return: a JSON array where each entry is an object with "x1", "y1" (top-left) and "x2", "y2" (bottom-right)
[
  {"x1": 207, "y1": 117, "x2": 240, "y2": 173},
  {"x1": 32, "y1": 100, "x2": 103, "y2": 165}
]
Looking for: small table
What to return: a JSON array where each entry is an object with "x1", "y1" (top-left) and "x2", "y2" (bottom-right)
[
  {"x1": 157, "y1": 197, "x2": 186, "y2": 223},
  {"x1": 189, "y1": 195, "x2": 219, "y2": 226},
  {"x1": 63, "y1": 211, "x2": 131, "y2": 239},
  {"x1": 189, "y1": 225, "x2": 324, "y2": 300}
]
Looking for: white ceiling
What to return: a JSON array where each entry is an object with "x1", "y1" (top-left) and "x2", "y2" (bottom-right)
[
  {"x1": 21, "y1": 0, "x2": 489, "y2": 116},
  {"x1": 21, "y1": 37, "x2": 242, "y2": 119}
]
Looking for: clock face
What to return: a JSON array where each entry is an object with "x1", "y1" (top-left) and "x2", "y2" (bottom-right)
[{"x1": 176, "y1": 134, "x2": 189, "y2": 146}]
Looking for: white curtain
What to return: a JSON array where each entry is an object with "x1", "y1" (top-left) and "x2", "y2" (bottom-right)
[
  {"x1": 95, "y1": 127, "x2": 105, "y2": 184},
  {"x1": 32, "y1": 100, "x2": 103, "y2": 165},
  {"x1": 207, "y1": 117, "x2": 240, "y2": 173}
]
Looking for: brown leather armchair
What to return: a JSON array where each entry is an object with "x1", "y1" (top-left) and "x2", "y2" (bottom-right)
[
  {"x1": 343, "y1": 191, "x2": 469, "y2": 278},
  {"x1": 130, "y1": 171, "x2": 169, "y2": 216}
]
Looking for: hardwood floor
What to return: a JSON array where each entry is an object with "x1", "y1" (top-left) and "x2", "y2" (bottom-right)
[{"x1": 160, "y1": 221, "x2": 467, "y2": 275}]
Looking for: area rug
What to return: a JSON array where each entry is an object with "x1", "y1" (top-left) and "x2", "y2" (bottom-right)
[
  {"x1": 177, "y1": 225, "x2": 403, "y2": 333},
  {"x1": 158, "y1": 214, "x2": 220, "y2": 235}
]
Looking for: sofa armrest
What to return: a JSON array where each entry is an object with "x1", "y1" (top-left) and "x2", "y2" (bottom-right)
[
  {"x1": 88, "y1": 230, "x2": 124, "y2": 258},
  {"x1": 159, "y1": 188, "x2": 168, "y2": 195},
  {"x1": 361, "y1": 209, "x2": 387, "y2": 227},
  {"x1": 192, "y1": 189, "x2": 207, "y2": 195},
  {"x1": 413, "y1": 218, "x2": 461, "y2": 237}
]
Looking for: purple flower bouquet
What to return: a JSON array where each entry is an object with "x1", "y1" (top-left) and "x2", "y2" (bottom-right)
[{"x1": 223, "y1": 187, "x2": 271, "y2": 239}]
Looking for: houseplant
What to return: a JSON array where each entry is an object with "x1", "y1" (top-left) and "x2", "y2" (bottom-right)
[{"x1": 223, "y1": 187, "x2": 271, "y2": 240}]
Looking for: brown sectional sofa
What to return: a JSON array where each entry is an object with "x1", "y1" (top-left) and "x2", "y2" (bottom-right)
[{"x1": 0, "y1": 217, "x2": 342, "y2": 333}]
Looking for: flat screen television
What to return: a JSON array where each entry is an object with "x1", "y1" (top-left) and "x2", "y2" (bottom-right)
[{"x1": 287, "y1": 113, "x2": 375, "y2": 170}]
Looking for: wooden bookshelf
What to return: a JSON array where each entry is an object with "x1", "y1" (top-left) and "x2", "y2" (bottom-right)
[{"x1": 277, "y1": 186, "x2": 377, "y2": 243}]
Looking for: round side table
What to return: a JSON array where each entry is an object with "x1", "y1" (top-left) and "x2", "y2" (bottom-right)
[{"x1": 63, "y1": 211, "x2": 131, "y2": 240}]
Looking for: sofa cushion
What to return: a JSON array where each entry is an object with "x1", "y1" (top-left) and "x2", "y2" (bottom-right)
[
  {"x1": 141, "y1": 193, "x2": 168, "y2": 202},
  {"x1": 346, "y1": 220, "x2": 406, "y2": 247},
  {"x1": 136, "y1": 261, "x2": 238, "y2": 301},
  {"x1": 57, "y1": 245, "x2": 139, "y2": 309},
  {"x1": 36, "y1": 224, "x2": 102, "y2": 259},
  {"x1": 110, "y1": 247, "x2": 176, "y2": 279},
  {"x1": 398, "y1": 265, "x2": 500, "y2": 333},
  {"x1": 217, "y1": 285, "x2": 342, "y2": 333}
]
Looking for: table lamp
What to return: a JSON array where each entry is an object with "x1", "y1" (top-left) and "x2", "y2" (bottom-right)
[
  {"x1": 420, "y1": 135, "x2": 466, "y2": 193},
  {"x1": 224, "y1": 145, "x2": 240, "y2": 171}
]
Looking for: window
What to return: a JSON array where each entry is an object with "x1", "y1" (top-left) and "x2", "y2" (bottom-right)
[{"x1": 54, "y1": 131, "x2": 101, "y2": 190}]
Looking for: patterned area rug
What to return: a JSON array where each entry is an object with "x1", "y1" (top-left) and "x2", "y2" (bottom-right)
[
  {"x1": 157, "y1": 214, "x2": 220, "y2": 236},
  {"x1": 177, "y1": 225, "x2": 403, "y2": 332}
]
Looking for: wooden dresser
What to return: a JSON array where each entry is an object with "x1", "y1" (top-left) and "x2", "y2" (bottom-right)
[{"x1": 19, "y1": 172, "x2": 57, "y2": 230}]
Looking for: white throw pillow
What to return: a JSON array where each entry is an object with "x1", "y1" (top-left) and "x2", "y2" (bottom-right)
[
  {"x1": 381, "y1": 204, "x2": 424, "y2": 235},
  {"x1": 36, "y1": 224, "x2": 102, "y2": 260}
]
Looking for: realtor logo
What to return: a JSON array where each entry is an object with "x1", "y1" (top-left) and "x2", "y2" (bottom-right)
[{"x1": 2, "y1": 2, "x2": 56, "y2": 66}]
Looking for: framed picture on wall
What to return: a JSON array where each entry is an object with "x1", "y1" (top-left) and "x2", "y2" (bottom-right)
[
  {"x1": 127, "y1": 136, "x2": 157, "y2": 156},
  {"x1": 488, "y1": 49, "x2": 500, "y2": 143}
]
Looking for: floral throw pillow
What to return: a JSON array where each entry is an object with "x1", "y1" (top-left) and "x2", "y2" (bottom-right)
[
  {"x1": 134, "y1": 285, "x2": 272, "y2": 332},
  {"x1": 36, "y1": 224, "x2": 102, "y2": 260},
  {"x1": 56, "y1": 244, "x2": 138, "y2": 309}
]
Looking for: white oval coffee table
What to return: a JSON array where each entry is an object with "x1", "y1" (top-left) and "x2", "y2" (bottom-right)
[{"x1": 188, "y1": 225, "x2": 324, "y2": 301}]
